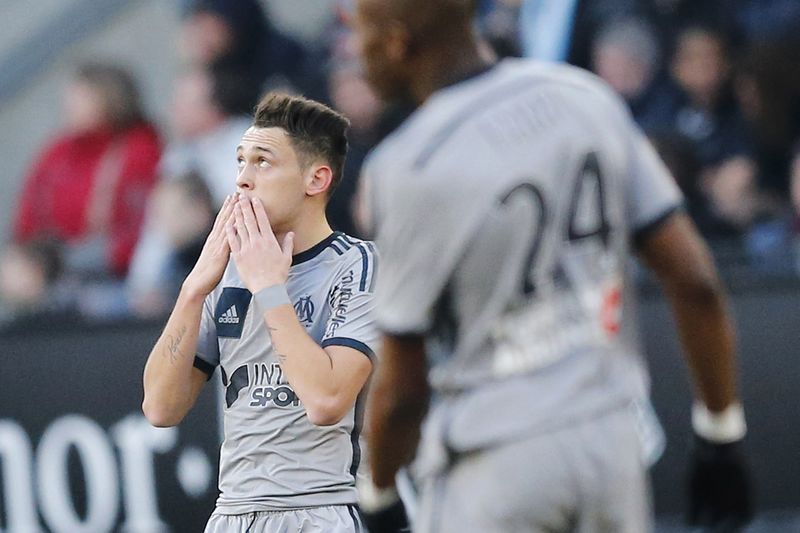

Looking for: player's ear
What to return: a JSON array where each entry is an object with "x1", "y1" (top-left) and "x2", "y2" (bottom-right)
[
  {"x1": 385, "y1": 22, "x2": 411, "y2": 62},
  {"x1": 305, "y1": 165, "x2": 333, "y2": 198}
]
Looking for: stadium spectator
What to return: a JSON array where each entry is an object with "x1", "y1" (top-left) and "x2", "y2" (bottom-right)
[
  {"x1": 649, "y1": 132, "x2": 740, "y2": 240},
  {"x1": 670, "y1": 25, "x2": 748, "y2": 165},
  {"x1": 735, "y1": 38, "x2": 800, "y2": 205},
  {"x1": 669, "y1": 24, "x2": 757, "y2": 231},
  {"x1": 0, "y1": 240, "x2": 64, "y2": 324},
  {"x1": 180, "y1": 0, "x2": 313, "y2": 99},
  {"x1": 12, "y1": 62, "x2": 161, "y2": 279},
  {"x1": 647, "y1": 0, "x2": 735, "y2": 50},
  {"x1": 323, "y1": 33, "x2": 384, "y2": 237},
  {"x1": 128, "y1": 172, "x2": 215, "y2": 318},
  {"x1": 733, "y1": 38, "x2": 800, "y2": 270},
  {"x1": 160, "y1": 65, "x2": 255, "y2": 204},
  {"x1": 519, "y1": 0, "x2": 640, "y2": 68},
  {"x1": 591, "y1": 17, "x2": 680, "y2": 133},
  {"x1": 477, "y1": 0, "x2": 523, "y2": 58}
]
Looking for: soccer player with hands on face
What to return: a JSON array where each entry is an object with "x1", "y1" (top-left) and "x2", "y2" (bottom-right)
[{"x1": 143, "y1": 93, "x2": 377, "y2": 533}]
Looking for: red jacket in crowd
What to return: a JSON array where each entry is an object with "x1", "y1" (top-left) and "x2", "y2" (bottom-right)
[{"x1": 14, "y1": 123, "x2": 162, "y2": 276}]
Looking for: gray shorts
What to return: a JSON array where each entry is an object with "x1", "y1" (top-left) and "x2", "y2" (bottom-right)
[
  {"x1": 415, "y1": 406, "x2": 652, "y2": 533},
  {"x1": 204, "y1": 505, "x2": 364, "y2": 533}
]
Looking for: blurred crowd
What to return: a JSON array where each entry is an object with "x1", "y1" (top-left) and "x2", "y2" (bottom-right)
[{"x1": 1, "y1": 0, "x2": 799, "y2": 326}]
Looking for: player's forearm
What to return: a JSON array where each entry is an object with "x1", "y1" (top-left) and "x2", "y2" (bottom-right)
[
  {"x1": 367, "y1": 381, "x2": 428, "y2": 488},
  {"x1": 263, "y1": 305, "x2": 349, "y2": 421},
  {"x1": 639, "y1": 215, "x2": 741, "y2": 413},
  {"x1": 367, "y1": 335, "x2": 430, "y2": 488},
  {"x1": 142, "y1": 288, "x2": 204, "y2": 425},
  {"x1": 664, "y1": 279, "x2": 739, "y2": 412}
]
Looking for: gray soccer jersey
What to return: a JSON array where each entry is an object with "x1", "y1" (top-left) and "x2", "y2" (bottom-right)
[
  {"x1": 193, "y1": 231, "x2": 378, "y2": 514},
  {"x1": 363, "y1": 58, "x2": 682, "y2": 455}
]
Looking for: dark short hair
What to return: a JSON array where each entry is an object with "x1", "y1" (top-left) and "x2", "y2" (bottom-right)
[
  {"x1": 76, "y1": 62, "x2": 144, "y2": 130},
  {"x1": 253, "y1": 92, "x2": 350, "y2": 197}
]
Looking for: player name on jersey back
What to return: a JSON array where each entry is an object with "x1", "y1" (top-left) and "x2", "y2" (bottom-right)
[{"x1": 367, "y1": 58, "x2": 682, "y2": 447}]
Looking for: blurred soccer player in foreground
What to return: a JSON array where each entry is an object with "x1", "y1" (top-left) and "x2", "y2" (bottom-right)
[
  {"x1": 143, "y1": 93, "x2": 376, "y2": 532},
  {"x1": 353, "y1": 0, "x2": 752, "y2": 531}
]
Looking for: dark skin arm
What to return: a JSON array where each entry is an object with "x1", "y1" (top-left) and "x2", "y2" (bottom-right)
[
  {"x1": 637, "y1": 212, "x2": 739, "y2": 412},
  {"x1": 366, "y1": 334, "x2": 430, "y2": 488},
  {"x1": 366, "y1": 211, "x2": 739, "y2": 489}
]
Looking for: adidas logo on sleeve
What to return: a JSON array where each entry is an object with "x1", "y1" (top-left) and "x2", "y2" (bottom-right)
[
  {"x1": 214, "y1": 287, "x2": 251, "y2": 338},
  {"x1": 218, "y1": 305, "x2": 240, "y2": 324}
]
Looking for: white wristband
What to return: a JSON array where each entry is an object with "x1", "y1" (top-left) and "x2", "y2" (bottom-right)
[
  {"x1": 692, "y1": 402, "x2": 747, "y2": 444},
  {"x1": 357, "y1": 477, "x2": 400, "y2": 513},
  {"x1": 254, "y1": 284, "x2": 291, "y2": 312}
]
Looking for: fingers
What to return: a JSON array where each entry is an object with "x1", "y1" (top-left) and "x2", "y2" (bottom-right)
[
  {"x1": 213, "y1": 195, "x2": 235, "y2": 232},
  {"x1": 282, "y1": 232, "x2": 295, "y2": 260},
  {"x1": 225, "y1": 221, "x2": 241, "y2": 254},
  {"x1": 250, "y1": 196, "x2": 281, "y2": 248},
  {"x1": 233, "y1": 202, "x2": 250, "y2": 245},
  {"x1": 252, "y1": 197, "x2": 272, "y2": 236},
  {"x1": 239, "y1": 195, "x2": 262, "y2": 238}
]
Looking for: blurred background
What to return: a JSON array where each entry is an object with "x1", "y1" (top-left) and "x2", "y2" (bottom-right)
[{"x1": 0, "y1": 0, "x2": 798, "y2": 531}]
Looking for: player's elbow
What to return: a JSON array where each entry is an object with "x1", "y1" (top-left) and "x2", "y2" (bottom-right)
[
  {"x1": 667, "y1": 270, "x2": 726, "y2": 308},
  {"x1": 306, "y1": 411, "x2": 343, "y2": 427},
  {"x1": 142, "y1": 399, "x2": 184, "y2": 428},
  {"x1": 305, "y1": 397, "x2": 350, "y2": 426}
]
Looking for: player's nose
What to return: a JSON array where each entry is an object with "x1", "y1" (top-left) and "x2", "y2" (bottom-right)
[{"x1": 236, "y1": 166, "x2": 254, "y2": 191}]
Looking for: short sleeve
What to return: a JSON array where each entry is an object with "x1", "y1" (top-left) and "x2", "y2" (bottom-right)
[
  {"x1": 321, "y1": 242, "x2": 380, "y2": 361},
  {"x1": 371, "y1": 168, "x2": 485, "y2": 336},
  {"x1": 194, "y1": 295, "x2": 219, "y2": 379},
  {"x1": 626, "y1": 128, "x2": 684, "y2": 244}
]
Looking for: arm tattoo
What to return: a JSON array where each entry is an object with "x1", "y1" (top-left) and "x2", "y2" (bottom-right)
[
  {"x1": 265, "y1": 322, "x2": 287, "y2": 363},
  {"x1": 268, "y1": 323, "x2": 333, "y2": 368},
  {"x1": 164, "y1": 325, "x2": 188, "y2": 365}
]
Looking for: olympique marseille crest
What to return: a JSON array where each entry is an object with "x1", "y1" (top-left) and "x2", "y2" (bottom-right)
[{"x1": 294, "y1": 295, "x2": 315, "y2": 325}]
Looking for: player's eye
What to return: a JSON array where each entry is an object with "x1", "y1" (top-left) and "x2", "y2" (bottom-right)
[
  {"x1": 258, "y1": 158, "x2": 270, "y2": 168},
  {"x1": 236, "y1": 157, "x2": 245, "y2": 167}
]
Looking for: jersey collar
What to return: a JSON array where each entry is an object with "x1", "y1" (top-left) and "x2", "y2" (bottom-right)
[{"x1": 291, "y1": 231, "x2": 342, "y2": 266}]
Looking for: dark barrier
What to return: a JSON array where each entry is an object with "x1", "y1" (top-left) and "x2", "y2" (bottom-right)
[
  {"x1": 642, "y1": 281, "x2": 800, "y2": 515},
  {"x1": 0, "y1": 320, "x2": 220, "y2": 533},
  {"x1": 1, "y1": 282, "x2": 798, "y2": 531}
]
